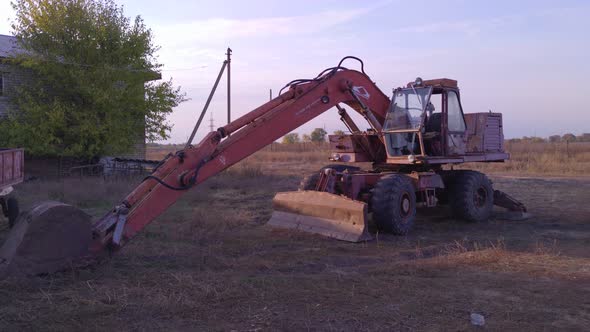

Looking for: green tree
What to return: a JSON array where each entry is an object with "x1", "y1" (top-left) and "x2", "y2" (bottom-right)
[
  {"x1": 0, "y1": 0, "x2": 186, "y2": 158},
  {"x1": 301, "y1": 134, "x2": 311, "y2": 142},
  {"x1": 562, "y1": 133, "x2": 577, "y2": 142},
  {"x1": 548, "y1": 135, "x2": 561, "y2": 143},
  {"x1": 333, "y1": 130, "x2": 345, "y2": 136},
  {"x1": 282, "y1": 133, "x2": 299, "y2": 144},
  {"x1": 310, "y1": 128, "x2": 327, "y2": 142}
]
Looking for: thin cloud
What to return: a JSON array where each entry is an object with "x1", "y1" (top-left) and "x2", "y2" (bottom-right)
[
  {"x1": 153, "y1": 5, "x2": 382, "y2": 47},
  {"x1": 392, "y1": 15, "x2": 519, "y2": 36},
  {"x1": 391, "y1": 4, "x2": 589, "y2": 36},
  {"x1": 152, "y1": 3, "x2": 389, "y2": 71}
]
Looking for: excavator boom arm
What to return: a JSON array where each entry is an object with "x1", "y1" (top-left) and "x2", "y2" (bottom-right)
[{"x1": 91, "y1": 68, "x2": 391, "y2": 252}]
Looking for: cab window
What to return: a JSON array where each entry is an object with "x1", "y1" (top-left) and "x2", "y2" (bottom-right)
[{"x1": 447, "y1": 91, "x2": 466, "y2": 132}]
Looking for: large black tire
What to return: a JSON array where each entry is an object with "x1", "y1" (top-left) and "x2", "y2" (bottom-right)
[
  {"x1": 298, "y1": 164, "x2": 361, "y2": 191},
  {"x1": 6, "y1": 196, "x2": 19, "y2": 228},
  {"x1": 371, "y1": 174, "x2": 416, "y2": 235},
  {"x1": 298, "y1": 172, "x2": 321, "y2": 190},
  {"x1": 435, "y1": 170, "x2": 459, "y2": 205},
  {"x1": 1, "y1": 196, "x2": 19, "y2": 228},
  {"x1": 449, "y1": 171, "x2": 493, "y2": 222}
]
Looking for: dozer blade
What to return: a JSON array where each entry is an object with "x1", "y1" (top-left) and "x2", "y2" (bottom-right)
[
  {"x1": 0, "y1": 201, "x2": 93, "y2": 278},
  {"x1": 268, "y1": 191, "x2": 373, "y2": 242}
]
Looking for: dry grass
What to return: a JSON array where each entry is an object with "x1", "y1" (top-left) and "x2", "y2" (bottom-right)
[
  {"x1": 148, "y1": 143, "x2": 329, "y2": 164},
  {"x1": 463, "y1": 141, "x2": 590, "y2": 176},
  {"x1": 407, "y1": 239, "x2": 590, "y2": 280},
  {"x1": 0, "y1": 145, "x2": 589, "y2": 330},
  {"x1": 148, "y1": 141, "x2": 590, "y2": 177}
]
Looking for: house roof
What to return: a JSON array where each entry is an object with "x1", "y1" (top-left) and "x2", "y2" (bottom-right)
[
  {"x1": 0, "y1": 34, "x2": 160, "y2": 80},
  {"x1": 0, "y1": 34, "x2": 23, "y2": 58}
]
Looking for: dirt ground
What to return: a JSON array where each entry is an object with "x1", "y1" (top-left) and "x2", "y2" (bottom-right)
[{"x1": 1, "y1": 160, "x2": 589, "y2": 331}]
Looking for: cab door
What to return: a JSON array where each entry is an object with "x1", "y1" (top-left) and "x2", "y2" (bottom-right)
[{"x1": 444, "y1": 90, "x2": 467, "y2": 155}]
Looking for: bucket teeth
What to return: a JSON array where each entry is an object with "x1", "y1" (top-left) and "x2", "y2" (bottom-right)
[{"x1": 268, "y1": 191, "x2": 372, "y2": 242}]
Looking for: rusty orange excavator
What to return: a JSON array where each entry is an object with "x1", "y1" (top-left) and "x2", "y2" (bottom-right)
[{"x1": 0, "y1": 57, "x2": 528, "y2": 277}]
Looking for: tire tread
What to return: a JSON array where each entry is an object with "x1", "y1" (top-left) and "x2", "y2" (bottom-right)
[
  {"x1": 449, "y1": 171, "x2": 493, "y2": 222},
  {"x1": 371, "y1": 174, "x2": 416, "y2": 235}
]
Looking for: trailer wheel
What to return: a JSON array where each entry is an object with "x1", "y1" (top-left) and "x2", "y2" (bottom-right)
[
  {"x1": 1, "y1": 196, "x2": 19, "y2": 228},
  {"x1": 298, "y1": 165, "x2": 361, "y2": 191},
  {"x1": 450, "y1": 171, "x2": 493, "y2": 222},
  {"x1": 6, "y1": 197, "x2": 19, "y2": 228},
  {"x1": 371, "y1": 174, "x2": 416, "y2": 235}
]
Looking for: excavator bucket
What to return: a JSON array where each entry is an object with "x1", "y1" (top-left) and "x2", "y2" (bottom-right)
[
  {"x1": 0, "y1": 201, "x2": 93, "y2": 278},
  {"x1": 268, "y1": 191, "x2": 373, "y2": 242}
]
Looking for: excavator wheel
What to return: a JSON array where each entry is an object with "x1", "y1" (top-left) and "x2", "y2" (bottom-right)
[
  {"x1": 449, "y1": 171, "x2": 493, "y2": 222},
  {"x1": 434, "y1": 170, "x2": 459, "y2": 205},
  {"x1": 298, "y1": 164, "x2": 361, "y2": 191},
  {"x1": 371, "y1": 174, "x2": 416, "y2": 235},
  {"x1": 298, "y1": 173, "x2": 320, "y2": 191}
]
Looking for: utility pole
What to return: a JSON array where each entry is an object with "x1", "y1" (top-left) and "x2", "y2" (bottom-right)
[
  {"x1": 185, "y1": 48, "x2": 232, "y2": 148},
  {"x1": 185, "y1": 59, "x2": 228, "y2": 149},
  {"x1": 226, "y1": 48, "x2": 232, "y2": 126},
  {"x1": 209, "y1": 110, "x2": 214, "y2": 132}
]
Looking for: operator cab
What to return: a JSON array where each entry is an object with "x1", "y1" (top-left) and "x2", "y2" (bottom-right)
[{"x1": 383, "y1": 78, "x2": 468, "y2": 163}]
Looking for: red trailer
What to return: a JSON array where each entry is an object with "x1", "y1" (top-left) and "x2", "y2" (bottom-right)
[{"x1": 0, "y1": 148, "x2": 23, "y2": 227}]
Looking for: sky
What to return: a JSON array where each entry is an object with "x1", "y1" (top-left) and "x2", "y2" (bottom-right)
[{"x1": 1, "y1": 0, "x2": 589, "y2": 142}]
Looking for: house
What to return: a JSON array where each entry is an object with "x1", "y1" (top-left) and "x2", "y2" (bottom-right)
[
  {"x1": 0, "y1": 34, "x2": 27, "y2": 116},
  {"x1": 0, "y1": 34, "x2": 154, "y2": 161}
]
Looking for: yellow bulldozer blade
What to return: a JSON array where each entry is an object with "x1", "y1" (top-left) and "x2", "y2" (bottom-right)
[
  {"x1": 0, "y1": 201, "x2": 92, "y2": 278},
  {"x1": 268, "y1": 191, "x2": 373, "y2": 242}
]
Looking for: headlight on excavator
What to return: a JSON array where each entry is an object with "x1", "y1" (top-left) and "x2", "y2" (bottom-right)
[
  {"x1": 408, "y1": 154, "x2": 416, "y2": 163},
  {"x1": 330, "y1": 153, "x2": 341, "y2": 161}
]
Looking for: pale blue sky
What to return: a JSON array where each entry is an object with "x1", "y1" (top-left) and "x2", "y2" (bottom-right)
[{"x1": 1, "y1": 0, "x2": 589, "y2": 142}]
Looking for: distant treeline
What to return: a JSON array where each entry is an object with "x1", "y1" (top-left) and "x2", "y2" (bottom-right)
[
  {"x1": 147, "y1": 132, "x2": 590, "y2": 148},
  {"x1": 507, "y1": 133, "x2": 590, "y2": 143}
]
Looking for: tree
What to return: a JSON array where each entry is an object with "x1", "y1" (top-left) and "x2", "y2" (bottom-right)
[
  {"x1": 562, "y1": 133, "x2": 577, "y2": 142},
  {"x1": 580, "y1": 133, "x2": 590, "y2": 142},
  {"x1": 548, "y1": 135, "x2": 561, "y2": 143},
  {"x1": 333, "y1": 130, "x2": 345, "y2": 136},
  {"x1": 301, "y1": 134, "x2": 311, "y2": 142},
  {"x1": 310, "y1": 128, "x2": 327, "y2": 142},
  {"x1": 282, "y1": 133, "x2": 299, "y2": 144},
  {"x1": 0, "y1": 0, "x2": 186, "y2": 158}
]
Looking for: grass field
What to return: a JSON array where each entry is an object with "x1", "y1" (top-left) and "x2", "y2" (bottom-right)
[
  {"x1": 1, "y1": 142, "x2": 589, "y2": 330},
  {"x1": 148, "y1": 141, "x2": 590, "y2": 177}
]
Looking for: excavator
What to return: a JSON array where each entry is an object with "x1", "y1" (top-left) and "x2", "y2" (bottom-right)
[{"x1": 0, "y1": 57, "x2": 528, "y2": 277}]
